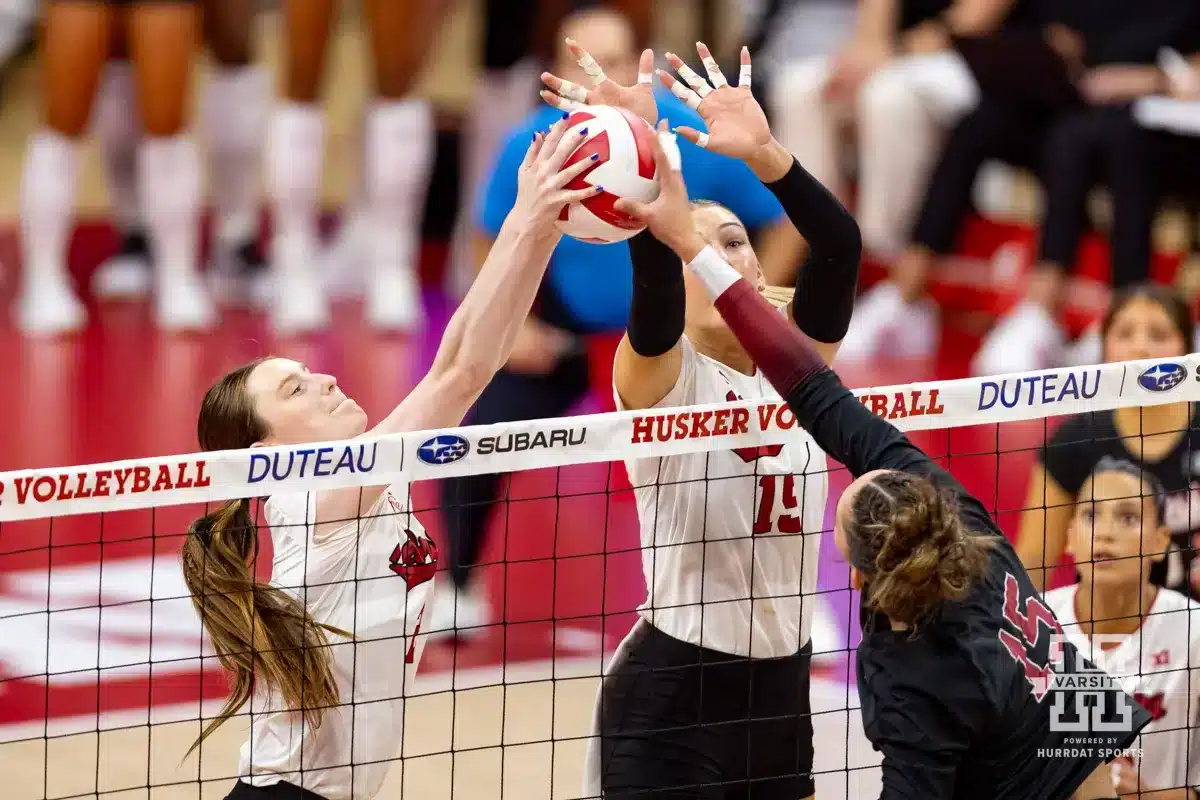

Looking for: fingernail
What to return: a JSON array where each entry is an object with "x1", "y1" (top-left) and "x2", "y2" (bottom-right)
[
  {"x1": 532, "y1": 133, "x2": 537, "y2": 142},
  {"x1": 590, "y1": 153, "x2": 599, "y2": 161},
  {"x1": 562, "y1": 111, "x2": 570, "y2": 119},
  {"x1": 579, "y1": 127, "x2": 589, "y2": 134},
  {"x1": 596, "y1": 185, "x2": 604, "y2": 192}
]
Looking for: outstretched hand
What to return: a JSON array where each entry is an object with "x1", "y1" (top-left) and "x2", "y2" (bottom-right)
[
  {"x1": 659, "y1": 43, "x2": 772, "y2": 163},
  {"x1": 614, "y1": 120, "x2": 705, "y2": 262},
  {"x1": 540, "y1": 40, "x2": 658, "y2": 125},
  {"x1": 513, "y1": 116, "x2": 605, "y2": 229}
]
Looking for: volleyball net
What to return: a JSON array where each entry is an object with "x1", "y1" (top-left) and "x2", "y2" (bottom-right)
[{"x1": 1, "y1": 355, "x2": 1197, "y2": 799}]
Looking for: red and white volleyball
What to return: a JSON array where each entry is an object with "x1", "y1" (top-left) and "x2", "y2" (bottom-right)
[{"x1": 555, "y1": 106, "x2": 660, "y2": 244}]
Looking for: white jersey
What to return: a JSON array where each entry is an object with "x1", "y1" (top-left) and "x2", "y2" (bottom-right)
[
  {"x1": 237, "y1": 481, "x2": 438, "y2": 800},
  {"x1": 1045, "y1": 585, "x2": 1200, "y2": 792},
  {"x1": 615, "y1": 334, "x2": 828, "y2": 658}
]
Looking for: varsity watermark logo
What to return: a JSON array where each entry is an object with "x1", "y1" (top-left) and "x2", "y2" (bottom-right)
[{"x1": 1037, "y1": 634, "x2": 1143, "y2": 762}]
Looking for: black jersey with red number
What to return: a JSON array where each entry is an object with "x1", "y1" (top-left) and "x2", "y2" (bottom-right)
[{"x1": 786, "y1": 369, "x2": 1154, "y2": 799}]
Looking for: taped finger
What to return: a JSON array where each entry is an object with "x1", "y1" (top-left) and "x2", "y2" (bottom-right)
[
  {"x1": 696, "y1": 43, "x2": 728, "y2": 88},
  {"x1": 540, "y1": 90, "x2": 585, "y2": 112},
  {"x1": 576, "y1": 51, "x2": 607, "y2": 87},
  {"x1": 661, "y1": 71, "x2": 703, "y2": 110},
  {"x1": 738, "y1": 47, "x2": 752, "y2": 88},
  {"x1": 694, "y1": 132, "x2": 710, "y2": 149},
  {"x1": 672, "y1": 60, "x2": 713, "y2": 98},
  {"x1": 637, "y1": 71, "x2": 653, "y2": 85},
  {"x1": 656, "y1": 130, "x2": 683, "y2": 171},
  {"x1": 556, "y1": 79, "x2": 589, "y2": 104}
]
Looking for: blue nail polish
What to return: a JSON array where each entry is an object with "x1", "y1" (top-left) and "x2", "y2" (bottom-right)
[
  {"x1": 596, "y1": 185, "x2": 604, "y2": 192},
  {"x1": 562, "y1": 111, "x2": 570, "y2": 119},
  {"x1": 532, "y1": 133, "x2": 537, "y2": 142},
  {"x1": 579, "y1": 127, "x2": 589, "y2": 135},
  {"x1": 590, "y1": 153, "x2": 599, "y2": 160}
]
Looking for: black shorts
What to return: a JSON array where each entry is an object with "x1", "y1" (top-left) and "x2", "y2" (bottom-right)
[
  {"x1": 225, "y1": 780, "x2": 326, "y2": 800},
  {"x1": 599, "y1": 623, "x2": 816, "y2": 800}
]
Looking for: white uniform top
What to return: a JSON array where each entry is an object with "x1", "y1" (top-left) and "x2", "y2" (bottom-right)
[
  {"x1": 615, "y1": 334, "x2": 828, "y2": 659},
  {"x1": 237, "y1": 482, "x2": 438, "y2": 800},
  {"x1": 1045, "y1": 585, "x2": 1200, "y2": 791}
]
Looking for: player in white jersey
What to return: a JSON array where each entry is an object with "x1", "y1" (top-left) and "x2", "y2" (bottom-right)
[
  {"x1": 176, "y1": 118, "x2": 603, "y2": 800},
  {"x1": 540, "y1": 43, "x2": 863, "y2": 799},
  {"x1": 1044, "y1": 456, "x2": 1200, "y2": 797}
]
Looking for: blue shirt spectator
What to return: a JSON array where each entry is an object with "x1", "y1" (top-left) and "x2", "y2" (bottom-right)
[{"x1": 476, "y1": 88, "x2": 785, "y2": 332}]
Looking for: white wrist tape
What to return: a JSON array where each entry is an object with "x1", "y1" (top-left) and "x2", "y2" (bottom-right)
[{"x1": 687, "y1": 245, "x2": 741, "y2": 299}]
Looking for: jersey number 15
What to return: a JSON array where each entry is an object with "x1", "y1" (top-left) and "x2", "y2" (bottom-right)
[
  {"x1": 998, "y1": 573, "x2": 1062, "y2": 702},
  {"x1": 753, "y1": 475, "x2": 803, "y2": 536}
]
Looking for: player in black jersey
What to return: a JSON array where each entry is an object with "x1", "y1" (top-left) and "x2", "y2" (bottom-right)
[{"x1": 616, "y1": 47, "x2": 1153, "y2": 798}]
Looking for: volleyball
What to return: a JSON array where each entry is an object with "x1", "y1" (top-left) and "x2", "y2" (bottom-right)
[{"x1": 555, "y1": 105, "x2": 661, "y2": 244}]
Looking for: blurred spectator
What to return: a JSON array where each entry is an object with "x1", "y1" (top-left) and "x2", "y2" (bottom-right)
[
  {"x1": 841, "y1": 0, "x2": 1200, "y2": 366},
  {"x1": 331, "y1": 0, "x2": 552, "y2": 302},
  {"x1": 975, "y1": 44, "x2": 1200, "y2": 374},
  {"x1": 1016, "y1": 284, "x2": 1198, "y2": 598},
  {"x1": 265, "y1": 0, "x2": 453, "y2": 333},
  {"x1": 17, "y1": 0, "x2": 210, "y2": 335},
  {"x1": 769, "y1": 0, "x2": 1033, "y2": 267},
  {"x1": 430, "y1": 5, "x2": 793, "y2": 636},
  {"x1": 89, "y1": 0, "x2": 270, "y2": 306},
  {"x1": 744, "y1": 0, "x2": 858, "y2": 97},
  {"x1": 1042, "y1": 457, "x2": 1200, "y2": 798}
]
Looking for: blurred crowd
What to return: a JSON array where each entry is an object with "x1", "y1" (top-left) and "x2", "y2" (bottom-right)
[
  {"x1": 4, "y1": 0, "x2": 1198, "y2": 358},
  {"x1": 6, "y1": 0, "x2": 1200, "y2": 653}
]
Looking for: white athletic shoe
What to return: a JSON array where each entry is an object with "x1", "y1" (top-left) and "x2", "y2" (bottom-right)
[
  {"x1": 426, "y1": 582, "x2": 491, "y2": 640},
  {"x1": 366, "y1": 263, "x2": 423, "y2": 332},
  {"x1": 92, "y1": 233, "x2": 152, "y2": 300},
  {"x1": 272, "y1": 267, "x2": 330, "y2": 335},
  {"x1": 17, "y1": 275, "x2": 87, "y2": 336},
  {"x1": 320, "y1": 211, "x2": 370, "y2": 299},
  {"x1": 156, "y1": 272, "x2": 217, "y2": 332},
  {"x1": 971, "y1": 299, "x2": 1066, "y2": 376}
]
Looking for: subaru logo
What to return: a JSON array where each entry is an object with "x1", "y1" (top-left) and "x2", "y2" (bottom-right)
[
  {"x1": 416, "y1": 434, "x2": 470, "y2": 465},
  {"x1": 1138, "y1": 363, "x2": 1187, "y2": 393}
]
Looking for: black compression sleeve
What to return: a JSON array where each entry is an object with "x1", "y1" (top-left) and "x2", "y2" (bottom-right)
[
  {"x1": 707, "y1": 270, "x2": 1005, "y2": 536},
  {"x1": 765, "y1": 157, "x2": 862, "y2": 343},
  {"x1": 707, "y1": 274, "x2": 927, "y2": 478},
  {"x1": 627, "y1": 230, "x2": 685, "y2": 357}
]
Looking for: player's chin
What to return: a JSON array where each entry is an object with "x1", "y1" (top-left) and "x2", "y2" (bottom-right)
[
  {"x1": 335, "y1": 400, "x2": 369, "y2": 433},
  {"x1": 1088, "y1": 560, "x2": 1142, "y2": 584}
]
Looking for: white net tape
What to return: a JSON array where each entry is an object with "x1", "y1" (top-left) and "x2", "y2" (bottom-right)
[{"x1": 1, "y1": 355, "x2": 1196, "y2": 522}]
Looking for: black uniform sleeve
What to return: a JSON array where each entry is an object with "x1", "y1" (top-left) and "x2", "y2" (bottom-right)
[
  {"x1": 785, "y1": 369, "x2": 1008, "y2": 541},
  {"x1": 626, "y1": 230, "x2": 685, "y2": 357},
  {"x1": 763, "y1": 158, "x2": 862, "y2": 344},
  {"x1": 703, "y1": 272, "x2": 1007, "y2": 538},
  {"x1": 867, "y1": 668, "x2": 979, "y2": 800},
  {"x1": 876, "y1": 736, "x2": 964, "y2": 799}
]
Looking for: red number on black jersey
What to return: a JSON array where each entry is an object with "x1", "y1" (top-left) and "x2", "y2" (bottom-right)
[{"x1": 998, "y1": 572, "x2": 1063, "y2": 702}]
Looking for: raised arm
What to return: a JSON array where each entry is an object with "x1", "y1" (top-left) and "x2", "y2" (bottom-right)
[
  {"x1": 659, "y1": 44, "x2": 862, "y2": 363},
  {"x1": 376, "y1": 119, "x2": 599, "y2": 435},
  {"x1": 616, "y1": 132, "x2": 915, "y2": 478},
  {"x1": 613, "y1": 229, "x2": 687, "y2": 410},
  {"x1": 310, "y1": 119, "x2": 601, "y2": 525}
]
